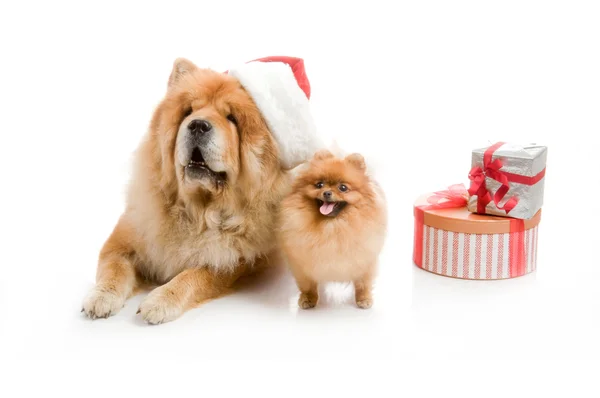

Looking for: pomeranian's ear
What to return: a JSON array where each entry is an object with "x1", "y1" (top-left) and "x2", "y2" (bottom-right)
[
  {"x1": 168, "y1": 58, "x2": 197, "y2": 87},
  {"x1": 345, "y1": 153, "x2": 366, "y2": 170},
  {"x1": 313, "y1": 149, "x2": 335, "y2": 161}
]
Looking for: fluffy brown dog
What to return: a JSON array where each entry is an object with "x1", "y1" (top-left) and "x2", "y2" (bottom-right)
[
  {"x1": 82, "y1": 58, "x2": 291, "y2": 324},
  {"x1": 278, "y1": 150, "x2": 387, "y2": 309}
]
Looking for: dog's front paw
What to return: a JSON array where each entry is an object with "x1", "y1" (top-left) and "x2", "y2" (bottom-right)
[
  {"x1": 298, "y1": 292, "x2": 318, "y2": 309},
  {"x1": 137, "y1": 288, "x2": 183, "y2": 325},
  {"x1": 82, "y1": 287, "x2": 125, "y2": 319},
  {"x1": 356, "y1": 297, "x2": 373, "y2": 309}
]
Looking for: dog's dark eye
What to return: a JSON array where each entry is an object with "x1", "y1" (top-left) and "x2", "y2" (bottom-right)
[
  {"x1": 183, "y1": 108, "x2": 193, "y2": 119},
  {"x1": 227, "y1": 114, "x2": 237, "y2": 125},
  {"x1": 339, "y1": 184, "x2": 348, "y2": 192},
  {"x1": 315, "y1": 182, "x2": 324, "y2": 189}
]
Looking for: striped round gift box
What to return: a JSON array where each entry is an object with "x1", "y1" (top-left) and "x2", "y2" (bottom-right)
[{"x1": 413, "y1": 194, "x2": 541, "y2": 280}]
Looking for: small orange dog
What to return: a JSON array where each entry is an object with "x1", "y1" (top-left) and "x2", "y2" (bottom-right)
[{"x1": 278, "y1": 150, "x2": 387, "y2": 309}]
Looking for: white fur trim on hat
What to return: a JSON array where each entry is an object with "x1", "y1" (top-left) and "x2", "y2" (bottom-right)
[{"x1": 228, "y1": 62, "x2": 323, "y2": 170}]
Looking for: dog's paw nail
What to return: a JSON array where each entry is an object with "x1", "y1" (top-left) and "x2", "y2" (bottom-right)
[
  {"x1": 136, "y1": 309, "x2": 141, "y2": 314},
  {"x1": 81, "y1": 308, "x2": 85, "y2": 313}
]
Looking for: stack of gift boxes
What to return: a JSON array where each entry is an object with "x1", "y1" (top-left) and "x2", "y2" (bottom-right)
[{"x1": 413, "y1": 142, "x2": 547, "y2": 280}]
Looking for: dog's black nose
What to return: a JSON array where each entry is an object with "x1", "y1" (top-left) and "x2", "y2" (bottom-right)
[
  {"x1": 323, "y1": 191, "x2": 333, "y2": 200},
  {"x1": 188, "y1": 119, "x2": 212, "y2": 135}
]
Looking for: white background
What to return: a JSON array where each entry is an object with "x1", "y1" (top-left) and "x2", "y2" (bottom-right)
[{"x1": 1, "y1": 0, "x2": 599, "y2": 396}]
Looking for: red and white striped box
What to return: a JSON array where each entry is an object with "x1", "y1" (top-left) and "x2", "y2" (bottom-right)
[{"x1": 413, "y1": 189, "x2": 542, "y2": 280}]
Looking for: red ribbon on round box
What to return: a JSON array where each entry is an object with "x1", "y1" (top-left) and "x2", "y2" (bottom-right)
[{"x1": 413, "y1": 184, "x2": 541, "y2": 280}]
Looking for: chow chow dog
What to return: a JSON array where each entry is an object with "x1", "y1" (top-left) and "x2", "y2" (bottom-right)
[{"x1": 82, "y1": 58, "x2": 293, "y2": 324}]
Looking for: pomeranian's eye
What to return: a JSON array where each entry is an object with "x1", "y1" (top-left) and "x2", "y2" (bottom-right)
[
  {"x1": 227, "y1": 114, "x2": 237, "y2": 125},
  {"x1": 339, "y1": 184, "x2": 348, "y2": 192},
  {"x1": 183, "y1": 107, "x2": 193, "y2": 119},
  {"x1": 315, "y1": 182, "x2": 324, "y2": 189}
]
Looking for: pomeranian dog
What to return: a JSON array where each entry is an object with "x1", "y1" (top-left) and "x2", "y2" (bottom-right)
[{"x1": 278, "y1": 150, "x2": 387, "y2": 309}]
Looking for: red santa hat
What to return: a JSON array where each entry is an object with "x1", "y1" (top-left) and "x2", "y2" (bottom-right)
[{"x1": 227, "y1": 56, "x2": 324, "y2": 169}]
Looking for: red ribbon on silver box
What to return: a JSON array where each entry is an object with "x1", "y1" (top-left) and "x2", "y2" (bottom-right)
[{"x1": 468, "y1": 142, "x2": 546, "y2": 218}]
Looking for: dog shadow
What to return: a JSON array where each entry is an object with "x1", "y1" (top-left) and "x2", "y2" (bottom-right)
[
  {"x1": 233, "y1": 261, "x2": 297, "y2": 309},
  {"x1": 235, "y1": 261, "x2": 368, "y2": 318},
  {"x1": 79, "y1": 260, "x2": 370, "y2": 326}
]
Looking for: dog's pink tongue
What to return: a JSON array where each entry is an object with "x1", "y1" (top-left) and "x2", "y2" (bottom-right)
[{"x1": 320, "y1": 202, "x2": 335, "y2": 215}]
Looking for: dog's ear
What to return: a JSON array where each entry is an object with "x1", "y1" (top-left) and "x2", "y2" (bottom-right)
[
  {"x1": 168, "y1": 58, "x2": 197, "y2": 87},
  {"x1": 345, "y1": 153, "x2": 366, "y2": 170},
  {"x1": 313, "y1": 149, "x2": 334, "y2": 161}
]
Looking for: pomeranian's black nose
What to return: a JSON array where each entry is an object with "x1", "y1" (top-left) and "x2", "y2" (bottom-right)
[
  {"x1": 188, "y1": 119, "x2": 212, "y2": 135},
  {"x1": 323, "y1": 191, "x2": 333, "y2": 200}
]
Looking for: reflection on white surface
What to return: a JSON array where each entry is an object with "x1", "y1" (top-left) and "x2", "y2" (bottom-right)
[{"x1": 412, "y1": 264, "x2": 538, "y2": 312}]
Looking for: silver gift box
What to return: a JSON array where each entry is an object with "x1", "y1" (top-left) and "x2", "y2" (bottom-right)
[{"x1": 468, "y1": 143, "x2": 547, "y2": 220}]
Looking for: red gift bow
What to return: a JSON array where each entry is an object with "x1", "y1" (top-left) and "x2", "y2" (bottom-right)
[
  {"x1": 422, "y1": 183, "x2": 469, "y2": 210},
  {"x1": 468, "y1": 142, "x2": 546, "y2": 214}
]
